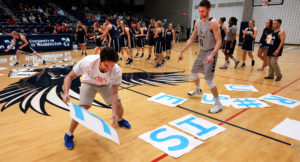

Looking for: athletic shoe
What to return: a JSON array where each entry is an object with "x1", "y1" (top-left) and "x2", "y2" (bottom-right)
[
  {"x1": 219, "y1": 65, "x2": 227, "y2": 69},
  {"x1": 135, "y1": 53, "x2": 139, "y2": 58},
  {"x1": 85, "y1": 52, "x2": 87, "y2": 56},
  {"x1": 64, "y1": 133, "x2": 74, "y2": 150},
  {"x1": 209, "y1": 101, "x2": 223, "y2": 114},
  {"x1": 251, "y1": 60, "x2": 255, "y2": 66},
  {"x1": 275, "y1": 75, "x2": 282, "y2": 82},
  {"x1": 119, "y1": 57, "x2": 123, "y2": 61},
  {"x1": 140, "y1": 53, "x2": 144, "y2": 58},
  {"x1": 166, "y1": 56, "x2": 170, "y2": 60},
  {"x1": 188, "y1": 88, "x2": 202, "y2": 96},
  {"x1": 81, "y1": 52, "x2": 84, "y2": 55},
  {"x1": 125, "y1": 59, "x2": 133, "y2": 66},
  {"x1": 155, "y1": 63, "x2": 161, "y2": 68},
  {"x1": 161, "y1": 60, "x2": 165, "y2": 65},
  {"x1": 154, "y1": 58, "x2": 157, "y2": 61},
  {"x1": 264, "y1": 76, "x2": 274, "y2": 79},
  {"x1": 234, "y1": 60, "x2": 240, "y2": 68},
  {"x1": 146, "y1": 55, "x2": 151, "y2": 61},
  {"x1": 241, "y1": 63, "x2": 245, "y2": 67},
  {"x1": 43, "y1": 60, "x2": 47, "y2": 65},
  {"x1": 118, "y1": 118, "x2": 131, "y2": 129},
  {"x1": 14, "y1": 61, "x2": 20, "y2": 66}
]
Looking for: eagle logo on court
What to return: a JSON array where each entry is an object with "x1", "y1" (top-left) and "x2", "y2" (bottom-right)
[{"x1": 0, "y1": 65, "x2": 191, "y2": 116}]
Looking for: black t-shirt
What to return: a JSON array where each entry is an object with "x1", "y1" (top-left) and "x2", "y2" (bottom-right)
[{"x1": 259, "y1": 28, "x2": 273, "y2": 46}]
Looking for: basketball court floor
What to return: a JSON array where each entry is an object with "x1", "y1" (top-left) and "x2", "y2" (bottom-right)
[{"x1": 0, "y1": 43, "x2": 299, "y2": 161}]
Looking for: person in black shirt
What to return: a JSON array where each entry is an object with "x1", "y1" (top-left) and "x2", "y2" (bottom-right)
[
  {"x1": 4, "y1": 31, "x2": 46, "y2": 66},
  {"x1": 264, "y1": 19, "x2": 285, "y2": 82},
  {"x1": 76, "y1": 21, "x2": 88, "y2": 56},
  {"x1": 257, "y1": 19, "x2": 273, "y2": 71},
  {"x1": 241, "y1": 20, "x2": 257, "y2": 67}
]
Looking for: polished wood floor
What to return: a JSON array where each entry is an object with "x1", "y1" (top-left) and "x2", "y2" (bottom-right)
[{"x1": 0, "y1": 42, "x2": 299, "y2": 162}]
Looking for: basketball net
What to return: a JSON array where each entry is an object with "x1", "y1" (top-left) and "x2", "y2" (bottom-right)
[{"x1": 261, "y1": 1, "x2": 270, "y2": 10}]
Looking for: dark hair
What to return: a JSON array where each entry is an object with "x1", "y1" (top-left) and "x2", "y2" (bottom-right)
[
  {"x1": 230, "y1": 17, "x2": 237, "y2": 25},
  {"x1": 100, "y1": 47, "x2": 119, "y2": 62},
  {"x1": 274, "y1": 19, "x2": 282, "y2": 25},
  {"x1": 267, "y1": 19, "x2": 273, "y2": 29},
  {"x1": 220, "y1": 17, "x2": 226, "y2": 23},
  {"x1": 106, "y1": 17, "x2": 113, "y2": 23},
  {"x1": 199, "y1": 0, "x2": 211, "y2": 9},
  {"x1": 150, "y1": 18, "x2": 155, "y2": 21}
]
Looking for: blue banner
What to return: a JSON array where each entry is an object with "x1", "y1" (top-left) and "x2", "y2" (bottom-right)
[{"x1": 0, "y1": 34, "x2": 72, "y2": 53}]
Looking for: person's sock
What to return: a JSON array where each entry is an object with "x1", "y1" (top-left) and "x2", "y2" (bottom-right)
[
  {"x1": 231, "y1": 57, "x2": 237, "y2": 62},
  {"x1": 195, "y1": 86, "x2": 200, "y2": 90},
  {"x1": 67, "y1": 131, "x2": 73, "y2": 136}
]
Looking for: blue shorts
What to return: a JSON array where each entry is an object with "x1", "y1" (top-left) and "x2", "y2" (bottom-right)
[{"x1": 260, "y1": 46, "x2": 268, "y2": 50}]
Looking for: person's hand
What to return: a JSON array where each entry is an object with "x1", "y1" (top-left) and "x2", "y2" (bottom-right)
[
  {"x1": 112, "y1": 115, "x2": 118, "y2": 128},
  {"x1": 178, "y1": 52, "x2": 183, "y2": 62},
  {"x1": 206, "y1": 54, "x2": 214, "y2": 64},
  {"x1": 274, "y1": 50, "x2": 279, "y2": 56},
  {"x1": 4, "y1": 49, "x2": 9, "y2": 52},
  {"x1": 230, "y1": 43, "x2": 233, "y2": 48},
  {"x1": 146, "y1": 36, "x2": 148, "y2": 40},
  {"x1": 18, "y1": 46, "x2": 23, "y2": 49},
  {"x1": 259, "y1": 43, "x2": 262, "y2": 47},
  {"x1": 63, "y1": 93, "x2": 70, "y2": 104},
  {"x1": 172, "y1": 40, "x2": 175, "y2": 46}
]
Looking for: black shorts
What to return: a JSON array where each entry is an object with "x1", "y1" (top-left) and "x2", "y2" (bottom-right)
[
  {"x1": 111, "y1": 38, "x2": 121, "y2": 53},
  {"x1": 18, "y1": 45, "x2": 36, "y2": 53},
  {"x1": 242, "y1": 41, "x2": 254, "y2": 51},
  {"x1": 225, "y1": 40, "x2": 236, "y2": 55},
  {"x1": 96, "y1": 39, "x2": 104, "y2": 47},
  {"x1": 136, "y1": 37, "x2": 144, "y2": 48},
  {"x1": 77, "y1": 35, "x2": 86, "y2": 44},
  {"x1": 148, "y1": 37, "x2": 155, "y2": 46},
  {"x1": 166, "y1": 40, "x2": 172, "y2": 51},
  {"x1": 220, "y1": 39, "x2": 226, "y2": 50},
  {"x1": 120, "y1": 38, "x2": 126, "y2": 48},
  {"x1": 126, "y1": 38, "x2": 135, "y2": 49},
  {"x1": 154, "y1": 40, "x2": 163, "y2": 54}
]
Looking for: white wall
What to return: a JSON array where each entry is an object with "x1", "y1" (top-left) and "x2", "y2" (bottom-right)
[
  {"x1": 192, "y1": 0, "x2": 244, "y2": 32},
  {"x1": 252, "y1": 0, "x2": 300, "y2": 44}
]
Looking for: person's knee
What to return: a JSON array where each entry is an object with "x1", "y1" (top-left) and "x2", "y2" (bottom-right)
[
  {"x1": 80, "y1": 105, "x2": 91, "y2": 110},
  {"x1": 205, "y1": 79, "x2": 215, "y2": 89},
  {"x1": 190, "y1": 72, "x2": 199, "y2": 80}
]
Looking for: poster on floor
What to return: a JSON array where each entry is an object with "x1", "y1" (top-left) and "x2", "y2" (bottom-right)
[
  {"x1": 230, "y1": 98, "x2": 270, "y2": 109},
  {"x1": 139, "y1": 125, "x2": 203, "y2": 158},
  {"x1": 225, "y1": 84, "x2": 258, "y2": 92},
  {"x1": 147, "y1": 93, "x2": 187, "y2": 107},
  {"x1": 258, "y1": 94, "x2": 300, "y2": 108},
  {"x1": 271, "y1": 118, "x2": 300, "y2": 141},
  {"x1": 169, "y1": 114, "x2": 226, "y2": 140},
  {"x1": 69, "y1": 102, "x2": 120, "y2": 145}
]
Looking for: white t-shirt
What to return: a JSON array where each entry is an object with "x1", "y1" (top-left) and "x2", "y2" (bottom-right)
[{"x1": 73, "y1": 55, "x2": 122, "y2": 86}]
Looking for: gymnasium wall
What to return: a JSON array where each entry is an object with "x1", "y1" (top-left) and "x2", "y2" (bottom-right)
[
  {"x1": 144, "y1": 0, "x2": 193, "y2": 38},
  {"x1": 191, "y1": 0, "x2": 244, "y2": 34},
  {"x1": 252, "y1": 0, "x2": 300, "y2": 44}
]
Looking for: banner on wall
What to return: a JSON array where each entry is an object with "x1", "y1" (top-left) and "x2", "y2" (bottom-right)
[{"x1": 0, "y1": 34, "x2": 72, "y2": 53}]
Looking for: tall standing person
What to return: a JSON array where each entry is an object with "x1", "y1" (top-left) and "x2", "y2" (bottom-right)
[
  {"x1": 178, "y1": 0, "x2": 223, "y2": 113},
  {"x1": 264, "y1": 19, "x2": 285, "y2": 82}
]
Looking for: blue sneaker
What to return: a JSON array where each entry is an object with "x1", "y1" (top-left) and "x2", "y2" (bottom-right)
[
  {"x1": 118, "y1": 119, "x2": 131, "y2": 129},
  {"x1": 64, "y1": 133, "x2": 74, "y2": 150}
]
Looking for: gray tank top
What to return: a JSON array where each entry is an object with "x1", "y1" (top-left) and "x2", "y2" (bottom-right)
[{"x1": 197, "y1": 17, "x2": 216, "y2": 51}]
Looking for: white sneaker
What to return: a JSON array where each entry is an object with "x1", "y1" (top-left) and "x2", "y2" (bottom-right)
[
  {"x1": 209, "y1": 101, "x2": 223, "y2": 114},
  {"x1": 219, "y1": 65, "x2": 227, "y2": 69},
  {"x1": 188, "y1": 89, "x2": 202, "y2": 96}
]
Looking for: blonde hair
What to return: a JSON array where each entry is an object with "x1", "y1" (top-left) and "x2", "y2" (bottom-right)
[{"x1": 157, "y1": 21, "x2": 163, "y2": 27}]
